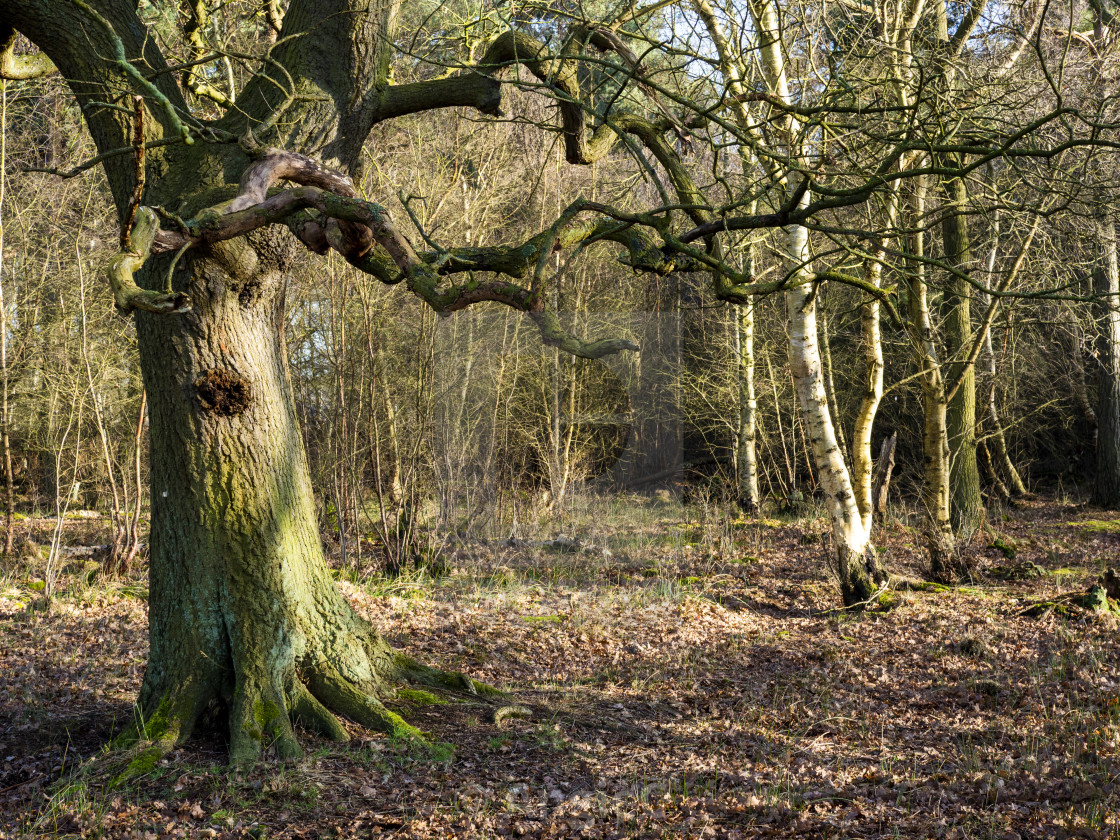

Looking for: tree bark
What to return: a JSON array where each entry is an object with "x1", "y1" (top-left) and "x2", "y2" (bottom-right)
[
  {"x1": 939, "y1": 169, "x2": 983, "y2": 533},
  {"x1": 871, "y1": 432, "x2": 896, "y2": 519},
  {"x1": 784, "y1": 208, "x2": 882, "y2": 605},
  {"x1": 733, "y1": 297, "x2": 760, "y2": 513},
  {"x1": 3, "y1": 0, "x2": 498, "y2": 768},
  {"x1": 979, "y1": 213, "x2": 1026, "y2": 497},
  {"x1": 852, "y1": 253, "x2": 886, "y2": 535},
  {"x1": 132, "y1": 231, "x2": 441, "y2": 765},
  {"x1": 904, "y1": 179, "x2": 958, "y2": 581},
  {"x1": 1093, "y1": 215, "x2": 1120, "y2": 508},
  {"x1": 0, "y1": 79, "x2": 14, "y2": 560}
]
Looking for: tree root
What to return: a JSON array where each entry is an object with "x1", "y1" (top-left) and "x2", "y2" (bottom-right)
[
  {"x1": 112, "y1": 646, "x2": 509, "y2": 773},
  {"x1": 890, "y1": 575, "x2": 951, "y2": 593},
  {"x1": 493, "y1": 705, "x2": 533, "y2": 727},
  {"x1": 393, "y1": 653, "x2": 504, "y2": 697}
]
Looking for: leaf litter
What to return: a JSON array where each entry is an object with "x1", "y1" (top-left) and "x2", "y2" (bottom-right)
[{"x1": 0, "y1": 498, "x2": 1117, "y2": 839}]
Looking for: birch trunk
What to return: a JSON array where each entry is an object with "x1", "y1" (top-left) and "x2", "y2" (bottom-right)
[
  {"x1": 1093, "y1": 215, "x2": 1120, "y2": 508},
  {"x1": 784, "y1": 211, "x2": 882, "y2": 604},
  {"x1": 852, "y1": 253, "x2": 886, "y2": 535},
  {"x1": 734, "y1": 298, "x2": 760, "y2": 513}
]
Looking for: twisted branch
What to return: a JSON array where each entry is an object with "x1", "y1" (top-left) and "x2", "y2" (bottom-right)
[{"x1": 125, "y1": 151, "x2": 654, "y2": 358}]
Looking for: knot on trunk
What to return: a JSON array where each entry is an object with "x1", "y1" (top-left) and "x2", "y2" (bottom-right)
[{"x1": 194, "y1": 369, "x2": 253, "y2": 416}]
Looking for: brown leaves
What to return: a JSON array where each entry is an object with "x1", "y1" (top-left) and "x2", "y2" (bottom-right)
[{"x1": 2, "y1": 500, "x2": 1120, "y2": 838}]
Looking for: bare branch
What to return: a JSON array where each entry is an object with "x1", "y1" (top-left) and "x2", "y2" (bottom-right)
[
  {"x1": 148, "y1": 151, "x2": 647, "y2": 358},
  {"x1": 179, "y1": 0, "x2": 235, "y2": 108}
]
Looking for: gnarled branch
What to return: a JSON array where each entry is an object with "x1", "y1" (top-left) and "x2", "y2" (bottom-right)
[
  {"x1": 147, "y1": 151, "x2": 647, "y2": 358},
  {"x1": 108, "y1": 207, "x2": 192, "y2": 314}
]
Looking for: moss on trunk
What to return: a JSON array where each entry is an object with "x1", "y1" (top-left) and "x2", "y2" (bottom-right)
[{"x1": 122, "y1": 205, "x2": 474, "y2": 767}]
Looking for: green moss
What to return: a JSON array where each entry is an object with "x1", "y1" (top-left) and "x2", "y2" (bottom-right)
[
  {"x1": 1022, "y1": 600, "x2": 1077, "y2": 618},
  {"x1": 876, "y1": 591, "x2": 902, "y2": 610},
  {"x1": 522, "y1": 614, "x2": 564, "y2": 624},
  {"x1": 396, "y1": 689, "x2": 447, "y2": 706},
  {"x1": 906, "y1": 581, "x2": 951, "y2": 593},
  {"x1": 1070, "y1": 519, "x2": 1120, "y2": 533},
  {"x1": 958, "y1": 587, "x2": 992, "y2": 598},
  {"x1": 990, "y1": 561, "x2": 1045, "y2": 581},
  {"x1": 111, "y1": 745, "x2": 164, "y2": 788},
  {"x1": 143, "y1": 710, "x2": 173, "y2": 743},
  {"x1": 254, "y1": 698, "x2": 282, "y2": 725},
  {"x1": 252, "y1": 698, "x2": 284, "y2": 738},
  {"x1": 381, "y1": 708, "x2": 425, "y2": 741},
  {"x1": 989, "y1": 536, "x2": 1017, "y2": 559},
  {"x1": 113, "y1": 694, "x2": 178, "y2": 750},
  {"x1": 1084, "y1": 584, "x2": 1109, "y2": 612}
]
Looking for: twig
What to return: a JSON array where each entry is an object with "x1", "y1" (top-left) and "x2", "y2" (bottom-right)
[
  {"x1": 69, "y1": 0, "x2": 197, "y2": 143},
  {"x1": 21, "y1": 137, "x2": 181, "y2": 179},
  {"x1": 0, "y1": 774, "x2": 44, "y2": 794}
]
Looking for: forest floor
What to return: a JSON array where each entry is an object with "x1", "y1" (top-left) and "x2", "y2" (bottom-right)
[{"x1": 0, "y1": 494, "x2": 1118, "y2": 839}]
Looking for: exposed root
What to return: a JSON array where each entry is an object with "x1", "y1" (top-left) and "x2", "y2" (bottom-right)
[
  {"x1": 109, "y1": 687, "x2": 208, "y2": 786},
  {"x1": 229, "y1": 678, "x2": 301, "y2": 767},
  {"x1": 394, "y1": 653, "x2": 504, "y2": 697},
  {"x1": 494, "y1": 705, "x2": 533, "y2": 727},
  {"x1": 890, "y1": 575, "x2": 951, "y2": 592},
  {"x1": 306, "y1": 664, "x2": 424, "y2": 741},
  {"x1": 289, "y1": 677, "x2": 350, "y2": 743},
  {"x1": 124, "y1": 618, "x2": 510, "y2": 769}
]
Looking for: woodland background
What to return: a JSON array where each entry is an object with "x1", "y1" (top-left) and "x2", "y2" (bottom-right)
[{"x1": 0, "y1": 0, "x2": 1119, "y2": 837}]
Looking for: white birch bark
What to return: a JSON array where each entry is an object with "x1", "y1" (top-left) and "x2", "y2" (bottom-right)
[{"x1": 745, "y1": 0, "x2": 878, "y2": 598}]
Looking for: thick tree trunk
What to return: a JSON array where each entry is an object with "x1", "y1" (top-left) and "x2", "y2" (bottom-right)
[
  {"x1": 1093, "y1": 216, "x2": 1120, "y2": 508},
  {"x1": 939, "y1": 172, "x2": 983, "y2": 532},
  {"x1": 129, "y1": 230, "x2": 464, "y2": 767},
  {"x1": 0, "y1": 0, "x2": 495, "y2": 767}
]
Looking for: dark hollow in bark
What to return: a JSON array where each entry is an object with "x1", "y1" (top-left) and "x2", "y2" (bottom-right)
[{"x1": 194, "y1": 369, "x2": 254, "y2": 416}]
